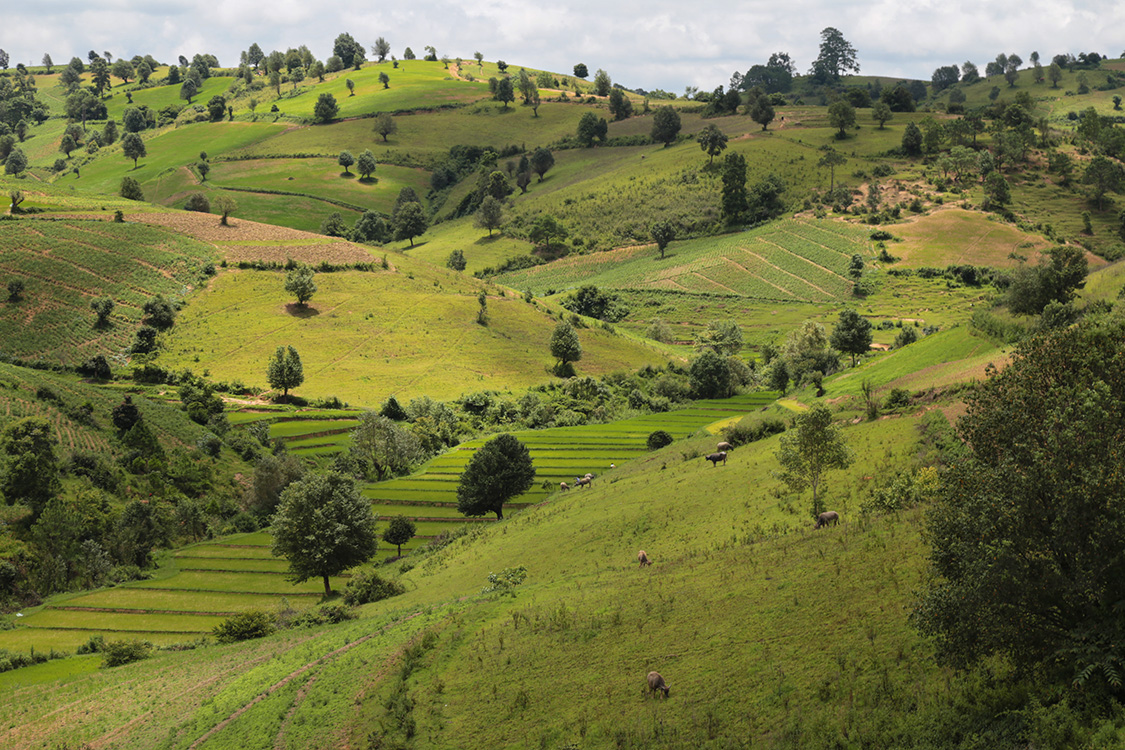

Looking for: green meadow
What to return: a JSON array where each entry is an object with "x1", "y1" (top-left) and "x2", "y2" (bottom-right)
[{"x1": 158, "y1": 266, "x2": 669, "y2": 403}]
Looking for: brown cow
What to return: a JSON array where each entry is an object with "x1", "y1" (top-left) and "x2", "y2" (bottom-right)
[
  {"x1": 705, "y1": 451, "x2": 727, "y2": 466},
  {"x1": 716, "y1": 441, "x2": 732, "y2": 452},
  {"x1": 638, "y1": 550, "x2": 652, "y2": 567},
  {"x1": 814, "y1": 510, "x2": 840, "y2": 529}
]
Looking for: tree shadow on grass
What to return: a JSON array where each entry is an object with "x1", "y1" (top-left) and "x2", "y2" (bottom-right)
[
  {"x1": 653, "y1": 252, "x2": 678, "y2": 261},
  {"x1": 285, "y1": 303, "x2": 320, "y2": 318},
  {"x1": 473, "y1": 235, "x2": 503, "y2": 246},
  {"x1": 357, "y1": 176, "x2": 379, "y2": 185},
  {"x1": 339, "y1": 172, "x2": 356, "y2": 179}
]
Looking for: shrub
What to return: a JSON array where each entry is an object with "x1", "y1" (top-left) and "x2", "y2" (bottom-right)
[
  {"x1": 292, "y1": 604, "x2": 357, "y2": 626},
  {"x1": 184, "y1": 192, "x2": 210, "y2": 212},
  {"x1": 120, "y1": 177, "x2": 144, "y2": 201},
  {"x1": 213, "y1": 610, "x2": 276, "y2": 643},
  {"x1": 721, "y1": 416, "x2": 786, "y2": 446},
  {"x1": 343, "y1": 569, "x2": 406, "y2": 606},
  {"x1": 646, "y1": 430, "x2": 674, "y2": 450},
  {"x1": 481, "y1": 565, "x2": 528, "y2": 596},
  {"x1": 101, "y1": 639, "x2": 153, "y2": 667},
  {"x1": 884, "y1": 388, "x2": 912, "y2": 410}
]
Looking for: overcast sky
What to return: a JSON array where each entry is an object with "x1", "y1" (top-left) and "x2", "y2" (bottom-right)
[{"x1": 3, "y1": 1, "x2": 1122, "y2": 93}]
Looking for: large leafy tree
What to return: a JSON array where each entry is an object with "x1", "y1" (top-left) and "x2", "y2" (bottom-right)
[
  {"x1": 775, "y1": 404, "x2": 853, "y2": 518},
  {"x1": 549, "y1": 321, "x2": 582, "y2": 372},
  {"x1": 651, "y1": 106, "x2": 681, "y2": 147},
  {"x1": 271, "y1": 472, "x2": 378, "y2": 596},
  {"x1": 284, "y1": 266, "x2": 317, "y2": 307},
  {"x1": 475, "y1": 195, "x2": 504, "y2": 236},
  {"x1": 529, "y1": 147, "x2": 554, "y2": 182},
  {"x1": 313, "y1": 93, "x2": 339, "y2": 123},
  {"x1": 830, "y1": 308, "x2": 873, "y2": 366},
  {"x1": 266, "y1": 345, "x2": 304, "y2": 399},
  {"x1": 373, "y1": 112, "x2": 397, "y2": 141},
  {"x1": 0, "y1": 417, "x2": 61, "y2": 518},
  {"x1": 650, "y1": 220, "x2": 675, "y2": 259},
  {"x1": 912, "y1": 316, "x2": 1125, "y2": 691},
  {"x1": 393, "y1": 202, "x2": 428, "y2": 247},
  {"x1": 809, "y1": 27, "x2": 860, "y2": 83},
  {"x1": 356, "y1": 149, "x2": 377, "y2": 180},
  {"x1": 827, "y1": 100, "x2": 856, "y2": 139},
  {"x1": 457, "y1": 434, "x2": 535, "y2": 520},
  {"x1": 120, "y1": 132, "x2": 146, "y2": 168},
  {"x1": 575, "y1": 112, "x2": 608, "y2": 147}
]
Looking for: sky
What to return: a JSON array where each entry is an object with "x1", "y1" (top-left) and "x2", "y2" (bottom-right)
[{"x1": 2, "y1": 1, "x2": 1123, "y2": 94}]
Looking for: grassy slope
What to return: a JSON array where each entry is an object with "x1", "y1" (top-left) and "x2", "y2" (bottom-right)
[
  {"x1": 2, "y1": 412, "x2": 956, "y2": 749},
  {"x1": 157, "y1": 254, "x2": 670, "y2": 404},
  {"x1": 1, "y1": 395, "x2": 775, "y2": 653}
]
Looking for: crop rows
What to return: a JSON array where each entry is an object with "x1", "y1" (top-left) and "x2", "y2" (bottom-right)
[
  {"x1": 0, "y1": 219, "x2": 216, "y2": 364},
  {"x1": 8, "y1": 392, "x2": 775, "y2": 652}
]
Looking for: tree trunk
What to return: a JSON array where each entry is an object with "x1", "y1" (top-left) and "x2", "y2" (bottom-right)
[
  {"x1": 494, "y1": 508, "x2": 503, "y2": 520},
  {"x1": 396, "y1": 543, "x2": 402, "y2": 556},
  {"x1": 323, "y1": 575, "x2": 332, "y2": 597}
]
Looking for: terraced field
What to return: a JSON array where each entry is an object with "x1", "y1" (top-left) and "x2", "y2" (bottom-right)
[
  {"x1": 498, "y1": 218, "x2": 871, "y2": 302},
  {"x1": 3, "y1": 392, "x2": 775, "y2": 652}
]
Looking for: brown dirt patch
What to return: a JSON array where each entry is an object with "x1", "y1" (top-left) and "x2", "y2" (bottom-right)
[{"x1": 119, "y1": 212, "x2": 376, "y2": 264}]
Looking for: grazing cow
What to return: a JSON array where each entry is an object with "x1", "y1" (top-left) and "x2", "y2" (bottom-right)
[
  {"x1": 814, "y1": 510, "x2": 840, "y2": 529},
  {"x1": 705, "y1": 451, "x2": 727, "y2": 466},
  {"x1": 647, "y1": 671, "x2": 671, "y2": 698},
  {"x1": 638, "y1": 550, "x2": 651, "y2": 567},
  {"x1": 716, "y1": 441, "x2": 732, "y2": 452},
  {"x1": 560, "y1": 481, "x2": 570, "y2": 492},
  {"x1": 576, "y1": 476, "x2": 593, "y2": 489}
]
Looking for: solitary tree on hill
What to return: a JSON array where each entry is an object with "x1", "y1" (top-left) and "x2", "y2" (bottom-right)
[
  {"x1": 830, "y1": 308, "x2": 873, "y2": 367},
  {"x1": 356, "y1": 149, "x2": 377, "y2": 180},
  {"x1": 775, "y1": 404, "x2": 853, "y2": 519},
  {"x1": 697, "y1": 124, "x2": 728, "y2": 164},
  {"x1": 314, "y1": 93, "x2": 339, "y2": 123},
  {"x1": 382, "y1": 515, "x2": 416, "y2": 557},
  {"x1": 818, "y1": 146, "x2": 847, "y2": 191},
  {"x1": 120, "y1": 132, "x2": 146, "y2": 168},
  {"x1": 373, "y1": 112, "x2": 397, "y2": 141},
  {"x1": 271, "y1": 472, "x2": 377, "y2": 596},
  {"x1": 266, "y1": 345, "x2": 304, "y2": 400},
  {"x1": 550, "y1": 320, "x2": 582, "y2": 375},
  {"x1": 650, "y1": 220, "x2": 675, "y2": 259},
  {"x1": 810, "y1": 27, "x2": 860, "y2": 84},
  {"x1": 393, "y1": 202, "x2": 428, "y2": 247},
  {"x1": 457, "y1": 434, "x2": 535, "y2": 520},
  {"x1": 284, "y1": 266, "x2": 317, "y2": 307},
  {"x1": 475, "y1": 195, "x2": 504, "y2": 237},
  {"x1": 827, "y1": 100, "x2": 856, "y2": 139},
  {"x1": 651, "y1": 106, "x2": 681, "y2": 147}
]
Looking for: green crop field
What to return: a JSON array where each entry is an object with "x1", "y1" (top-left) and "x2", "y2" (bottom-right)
[
  {"x1": 500, "y1": 217, "x2": 869, "y2": 302},
  {"x1": 0, "y1": 216, "x2": 217, "y2": 364}
]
